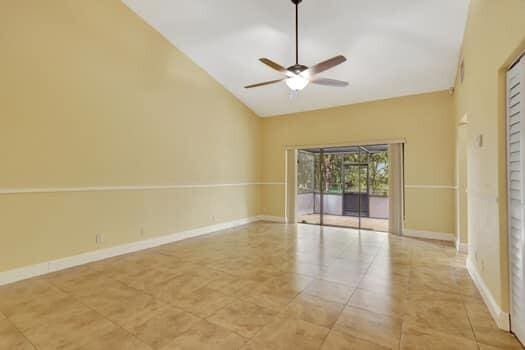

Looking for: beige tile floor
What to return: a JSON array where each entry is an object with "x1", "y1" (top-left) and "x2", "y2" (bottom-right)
[{"x1": 0, "y1": 222, "x2": 523, "y2": 349}]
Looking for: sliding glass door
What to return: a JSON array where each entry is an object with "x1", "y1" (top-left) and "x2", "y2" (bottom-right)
[
  {"x1": 297, "y1": 149, "x2": 321, "y2": 225},
  {"x1": 321, "y1": 151, "x2": 343, "y2": 227},
  {"x1": 296, "y1": 145, "x2": 390, "y2": 231}
]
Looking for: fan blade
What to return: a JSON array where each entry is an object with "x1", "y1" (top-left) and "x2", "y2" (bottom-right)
[
  {"x1": 302, "y1": 55, "x2": 347, "y2": 78},
  {"x1": 259, "y1": 58, "x2": 294, "y2": 77},
  {"x1": 311, "y1": 78, "x2": 349, "y2": 87},
  {"x1": 245, "y1": 78, "x2": 285, "y2": 89}
]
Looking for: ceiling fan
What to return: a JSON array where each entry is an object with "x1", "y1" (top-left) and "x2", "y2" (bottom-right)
[{"x1": 245, "y1": 0, "x2": 348, "y2": 92}]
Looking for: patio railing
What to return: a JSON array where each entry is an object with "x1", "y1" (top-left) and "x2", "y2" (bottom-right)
[{"x1": 297, "y1": 192, "x2": 389, "y2": 219}]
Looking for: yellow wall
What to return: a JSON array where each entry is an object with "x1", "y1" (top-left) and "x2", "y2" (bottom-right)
[
  {"x1": 453, "y1": 0, "x2": 525, "y2": 311},
  {"x1": 260, "y1": 91, "x2": 456, "y2": 235},
  {"x1": 0, "y1": 1, "x2": 262, "y2": 271},
  {"x1": 4, "y1": 2, "x2": 522, "y2": 313}
]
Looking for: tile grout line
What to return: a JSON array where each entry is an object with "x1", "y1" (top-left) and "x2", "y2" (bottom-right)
[
  {"x1": 121, "y1": 266, "x2": 250, "y2": 348},
  {"x1": 205, "y1": 286, "x2": 280, "y2": 346},
  {"x1": 105, "y1": 256, "x2": 252, "y2": 344},
  {"x1": 398, "y1": 246, "x2": 415, "y2": 350},
  {"x1": 47, "y1": 279, "x2": 155, "y2": 350},
  {"x1": 226, "y1": 272, "x2": 325, "y2": 346},
  {"x1": 1, "y1": 313, "x2": 40, "y2": 350},
  {"x1": 3, "y1": 223, "x2": 510, "y2": 349},
  {"x1": 45, "y1": 255, "x2": 224, "y2": 348},
  {"x1": 319, "y1": 235, "x2": 395, "y2": 349},
  {"x1": 461, "y1": 291, "x2": 486, "y2": 350}
]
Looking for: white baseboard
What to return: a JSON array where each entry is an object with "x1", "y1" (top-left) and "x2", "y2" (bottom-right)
[
  {"x1": 466, "y1": 257, "x2": 510, "y2": 330},
  {"x1": 0, "y1": 262, "x2": 50, "y2": 287},
  {"x1": 402, "y1": 229, "x2": 455, "y2": 242},
  {"x1": 455, "y1": 237, "x2": 468, "y2": 254},
  {"x1": 0, "y1": 215, "x2": 265, "y2": 286},
  {"x1": 258, "y1": 215, "x2": 286, "y2": 223}
]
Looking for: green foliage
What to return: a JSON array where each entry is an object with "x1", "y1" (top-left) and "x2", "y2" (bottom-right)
[
  {"x1": 297, "y1": 150, "x2": 389, "y2": 196},
  {"x1": 297, "y1": 151, "x2": 315, "y2": 194},
  {"x1": 368, "y1": 152, "x2": 389, "y2": 196},
  {"x1": 323, "y1": 154, "x2": 342, "y2": 193}
]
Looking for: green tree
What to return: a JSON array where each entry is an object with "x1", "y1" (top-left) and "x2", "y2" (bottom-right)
[
  {"x1": 297, "y1": 150, "x2": 389, "y2": 196},
  {"x1": 322, "y1": 154, "x2": 342, "y2": 193},
  {"x1": 297, "y1": 151, "x2": 315, "y2": 193},
  {"x1": 369, "y1": 151, "x2": 389, "y2": 196}
]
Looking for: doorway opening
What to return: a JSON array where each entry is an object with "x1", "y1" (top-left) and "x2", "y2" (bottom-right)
[{"x1": 296, "y1": 145, "x2": 390, "y2": 231}]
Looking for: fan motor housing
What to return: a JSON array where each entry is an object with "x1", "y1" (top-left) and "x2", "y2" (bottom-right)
[{"x1": 287, "y1": 64, "x2": 308, "y2": 74}]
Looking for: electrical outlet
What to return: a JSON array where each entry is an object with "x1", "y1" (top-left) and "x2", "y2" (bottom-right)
[
  {"x1": 475, "y1": 251, "x2": 479, "y2": 262},
  {"x1": 140, "y1": 227, "x2": 145, "y2": 237},
  {"x1": 481, "y1": 259, "x2": 485, "y2": 272},
  {"x1": 211, "y1": 215, "x2": 216, "y2": 222},
  {"x1": 476, "y1": 134, "x2": 483, "y2": 148},
  {"x1": 96, "y1": 234, "x2": 104, "y2": 244}
]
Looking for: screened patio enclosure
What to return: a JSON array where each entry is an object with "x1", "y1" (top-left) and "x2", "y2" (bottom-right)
[{"x1": 296, "y1": 145, "x2": 389, "y2": 231}]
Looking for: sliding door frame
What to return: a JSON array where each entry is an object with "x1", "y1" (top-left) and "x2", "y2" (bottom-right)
[
  {"x1": 291, "y1": 140, "x2": 404, "y2": 232},
  {"x1": 319, "y1": 148, "x2": 325, "y2": 226}
]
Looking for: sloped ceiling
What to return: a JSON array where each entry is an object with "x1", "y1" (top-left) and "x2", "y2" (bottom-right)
[{"x1": 123, "y1": 0, "x2": 470, "y2": 116}]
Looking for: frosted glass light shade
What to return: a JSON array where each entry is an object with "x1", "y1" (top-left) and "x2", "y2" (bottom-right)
[{"x1": 285, "y1": 75, "x2": 309, "y2": 91}]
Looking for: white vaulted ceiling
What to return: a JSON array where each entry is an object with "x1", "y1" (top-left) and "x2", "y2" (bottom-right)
[{"x1": 122, "y1": 0, "x2": 470, "y2": 117}]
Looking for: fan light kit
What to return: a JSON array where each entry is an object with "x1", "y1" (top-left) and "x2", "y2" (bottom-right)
[
  {"x1": 286, "y1": 74, "x2": 309, "y2": 91},
  {"x1": 245, "y1": 0, "x2": 348, "y2": 92}
]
